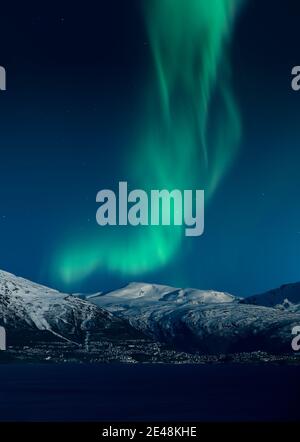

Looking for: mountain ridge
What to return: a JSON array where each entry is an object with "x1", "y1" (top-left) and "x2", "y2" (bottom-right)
[
  {"x1": 243, "y1": 281, "x2": 300, "y2": 309},
  {"x1": 89, "y1": 282, "x2": 300, "y2": 354},
  {"x1": 0, "y1": 269, "x2": 136, "y2": 345},
  {"x1": 1, "y1": 270, "x2": 300, "y2": 357}
]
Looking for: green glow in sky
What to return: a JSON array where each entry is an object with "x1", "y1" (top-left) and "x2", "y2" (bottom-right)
[{"x1": 54, "y1": 0, "x2": 242, "y2": 286}]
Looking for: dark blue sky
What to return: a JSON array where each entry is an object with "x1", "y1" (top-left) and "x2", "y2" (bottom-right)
[{"x1": 1, "y1": 0, "x2": 300, "y2": 296}]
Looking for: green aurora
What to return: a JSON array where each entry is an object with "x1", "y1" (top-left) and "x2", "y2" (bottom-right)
[{"x1": 54, "y1": 0, "x2": 243, "y2": 286}]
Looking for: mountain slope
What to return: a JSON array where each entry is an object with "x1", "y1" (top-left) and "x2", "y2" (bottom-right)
[
  {"x1": 0, "y1": 270, "x2": 133, "y2": 344},
  {"x1": 90, "y1": 282, "x2": 236, "y2": 307},
  {"x1": 90, "y1": 282, "x2": 300, "y2": 354},
  {"x1": 243, "y1": 282, "x2": 300, "y2": 310},
  {"x1": 2, "y1": 272, "x2": 300, "y2": 356}
]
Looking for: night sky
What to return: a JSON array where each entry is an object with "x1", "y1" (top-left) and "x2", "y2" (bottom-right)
[{"x1": 1, "y1": 0, "x2": 300, "y2": 297}]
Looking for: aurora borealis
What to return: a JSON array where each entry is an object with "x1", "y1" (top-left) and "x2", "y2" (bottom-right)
[
  {"x1": 1, "y1": 0, "x2": 300, "y2": 296},
  {"x1": 53, "y1": 0, "x2": 242, "y2": 285}
]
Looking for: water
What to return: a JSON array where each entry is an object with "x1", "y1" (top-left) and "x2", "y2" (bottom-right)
[{"x1": 0, "y1": 364, "x2": 298, "y2": 421}]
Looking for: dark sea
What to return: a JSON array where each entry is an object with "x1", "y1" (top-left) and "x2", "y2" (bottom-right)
[{"x1": 0, "y1": 364, "x2": 299, "y2": 421}]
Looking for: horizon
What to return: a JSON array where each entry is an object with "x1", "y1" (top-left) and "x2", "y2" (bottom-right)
[{"x1": 1, "y1": 265, "x2": 299, "y2": 300}]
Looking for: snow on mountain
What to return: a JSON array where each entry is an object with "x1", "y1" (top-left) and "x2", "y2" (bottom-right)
[
  {"x1": 91, "y1": 282, "x2": 236, "y2": 308},
  {"x1": 2, "y1": 271, "x2": 300, "y2": 355},
  {"x1": 243, "y1": 282, "x2": 300, "y2": 309},
  {"x1": 0, "y1": 270, "x2": 130, "y2": 344},
  {"x1": 90, "y1": 282, "x2": 300, "y2": 354}
]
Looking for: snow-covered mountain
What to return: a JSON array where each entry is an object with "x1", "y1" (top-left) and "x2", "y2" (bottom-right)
[
  {"x1": 244, "y1": 282, "x2": 300, "y2": 311},
  {"x1": 89, "y1": 282, "x2": 236, "y2": 307},
  {"x1": 2, "y1": 271, "x2": 300, "y2": 356},
  {"x1": 90, "y1": 282, "x2": 300, "y2": 353},
  {"x1": 0, "y1": 270, "x2": 132, "y2": 344}
]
